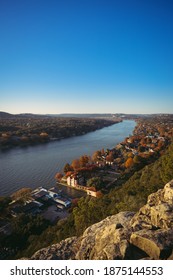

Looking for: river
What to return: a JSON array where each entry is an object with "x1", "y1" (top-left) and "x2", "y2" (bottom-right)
[{"x1": 0, "y1": 120, "x2": 136, "y2": 196}]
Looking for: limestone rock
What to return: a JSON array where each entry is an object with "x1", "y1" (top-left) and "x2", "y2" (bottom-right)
[
  {"x1": 130, "y1": 179, "x2": 173, "y2": 230},
  {"x1": 76, "y1": 212, "x2": 135, "y2": 260},
  {"x1": 130, "y1": 229, "x2": 173, "y2": 259},
  {"x1": 164, "y1": 180, "x2": 173, "y2": 203},
  {"x1": 28, "y1": 179, "x2": 173, "y2": 260},
  {"x1": 31, "y1": 237, "x2": 79, "y2": 260}
]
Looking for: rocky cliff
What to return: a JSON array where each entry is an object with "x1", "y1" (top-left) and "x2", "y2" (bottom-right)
[{"x1": 30, "y1": 180, "x2": 173, "y2": 260}]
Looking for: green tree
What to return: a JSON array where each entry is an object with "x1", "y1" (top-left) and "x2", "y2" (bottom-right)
[
  {"x1": 160, "y1": 143, "x2": 173, "y2": 183},
  {"x1": 133, "y1": 155, "x2": 141, "y2": 164},
  {"x1": 87, "y1": 177, "x2": 104, "y2": 190}
]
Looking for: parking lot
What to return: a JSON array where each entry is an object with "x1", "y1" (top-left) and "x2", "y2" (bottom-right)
[{"x1": 41, "y1": 205, "x2": 69, "y2": 223}]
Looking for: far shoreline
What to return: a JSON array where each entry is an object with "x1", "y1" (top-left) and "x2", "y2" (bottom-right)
[{"x1": 0, "y1": 118, "x2": 122, "y2": 151}]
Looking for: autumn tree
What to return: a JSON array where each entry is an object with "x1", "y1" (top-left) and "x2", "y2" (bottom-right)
[
  {"x1": 66, "y1": 171, "x2": 74, "y2": 177},
  {"x1": 79, "y1": 155, "x2": 90, "y2": 167},
  {"x1": 63, "y1": 163, "x2": 73, "y2": 174},
  {"x1": 127, "y1": 152, "x2": 133, "y2": 158},
  {"x1": 92, "y1": 150, "x2": 101, "y2": 162},
  {"x1": 11, "y1": 188, "x2": 32, "y2": 202},
  {"x1": 55, "y1": 172, "x2": 63, "y2": 182},
  {"x1": 140, "y1": 138, "x2": 146, "y2": 145},
  {"x1": 71, "y1": 159, "x2": 80, "y2": 170},
  {"x1": 125, "y1": 157, "x2": 134, "y2": 169},
  {"x1": 106, "y1": 151, "x2": 114, "y2": 163}
]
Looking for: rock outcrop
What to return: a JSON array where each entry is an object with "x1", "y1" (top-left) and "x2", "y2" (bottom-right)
[{"x1": 30, "y1": 180, "x2": 173, "y2": 260}]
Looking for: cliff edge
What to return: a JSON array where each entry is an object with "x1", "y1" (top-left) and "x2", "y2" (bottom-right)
[{"x1": 30, "y1": 180, "x2": 173, "y2": 260}]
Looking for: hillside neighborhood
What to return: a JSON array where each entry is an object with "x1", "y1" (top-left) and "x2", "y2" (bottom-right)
[{"x1": 56, "y1": 115, "x2": 173, "y2": 196}]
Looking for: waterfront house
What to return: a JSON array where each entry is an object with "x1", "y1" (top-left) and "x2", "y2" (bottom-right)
[
  {"x1": 32, "y1": 187, "x2": 50, "y2": 201},
  {"x1": 54, "y1": 197, "x2": 71, "y2": 208},
  {"x1": 67, "y1": 173, "x2": 84, "y2": 187},
  {"x1": 86, "y1": 187, "x2": 102, "y2": 198}
]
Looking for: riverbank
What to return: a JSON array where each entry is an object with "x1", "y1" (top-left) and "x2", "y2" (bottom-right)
[{"x1": 0, "y1": 117, "x2": 121, "y2": 150}]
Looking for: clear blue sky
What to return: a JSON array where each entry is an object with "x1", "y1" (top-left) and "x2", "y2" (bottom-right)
[{"x1": 0, "y1": 0, "x2": 173, "y2": 114}]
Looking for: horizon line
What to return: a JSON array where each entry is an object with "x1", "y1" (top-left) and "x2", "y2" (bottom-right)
[{"x1": 0, "y1": 111, "x2": 173, "y2": 116}]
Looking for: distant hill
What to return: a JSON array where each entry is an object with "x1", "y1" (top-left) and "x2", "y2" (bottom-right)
[
  {"x1": 16, "y1": 113, "x2": 48, "y2": 118},
  {"x1": 47, "y1": 113, "x2": 142, "y2": 118},
  {"x1": 0, "y1": 112, "x2": 120, "y2": 119},
  {"x1": 0, "y1": 112, "x2": 14, "y2": 119},
  {"x1": 0, "y1": 112, "x2": 48, "y2": 119},
  {"x1": 57, "y1": 113, "x2": 114, "y2": 118},
  {"x1": 1, "y1": 111, "x2": 170, "y2": 120}
]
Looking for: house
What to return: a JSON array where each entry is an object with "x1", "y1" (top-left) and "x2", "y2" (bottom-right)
[
  {"x1": 67, "y1": 173, "x2": 84, "y2": 187},
  {"x1": 32, "y1": 187, "x2": 50, "y2": 201},
  {"x1": 86, "y1": 187, "x2": 102, "y2": 197},
  {"x1": 106, "y1": 161, "x2": 114, "y2": 165},
  {"x1": 96, "y1": 161, "x2": 106, "y2": 167},
  {"x1": 54, "y1": 197, "x2": 71, "y2": 207},
  {"x1": 67, "y1": 175, "x2": 78, "y2": 187}
]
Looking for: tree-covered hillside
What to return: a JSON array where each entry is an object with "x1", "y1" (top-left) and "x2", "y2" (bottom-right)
[{"x1": 71, "y1": 142, "x2": 173, "y2": 234}]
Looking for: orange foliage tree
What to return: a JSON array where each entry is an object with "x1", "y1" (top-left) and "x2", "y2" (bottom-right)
[
  {"x1": 92, "y1": 150, "x2": 101, "y2": 162},
  {"x1": 79, "y1": 155, "x2": 90, "y2": 167},
  {"x1": 71, "y1": 159, "x2": 81, "y2": 170},
  {"x1": 106, "y1": 151, "x2": 114, "y2": 163},
  {"x1": 125, "y1": 157, "x2": 134, "y2": 169},
  {"x1": 55, "y1": 172, "x2": 63, "y2": 181}
]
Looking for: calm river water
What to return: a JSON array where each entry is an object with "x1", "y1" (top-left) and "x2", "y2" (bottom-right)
[{"x1": 0, "y1": 120, "x2": 136, "y2": 196}]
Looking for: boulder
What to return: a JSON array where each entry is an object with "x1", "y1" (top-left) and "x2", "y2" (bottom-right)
[
  {"x1": 164, "y1": 180, "x2": 173, "y2": 203},
  {"x1": 76, "y1": 212, "x2": 135, "y2": 260},
  {"x1": 130, "y1": 229, "x2": 173, "y2": 259},
  {"x1": 31, "y1": 237, "x2": 79, "y2": 260},
  {"x1": 131, "y1": 180, "x2": 173, "y2": 231}
]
